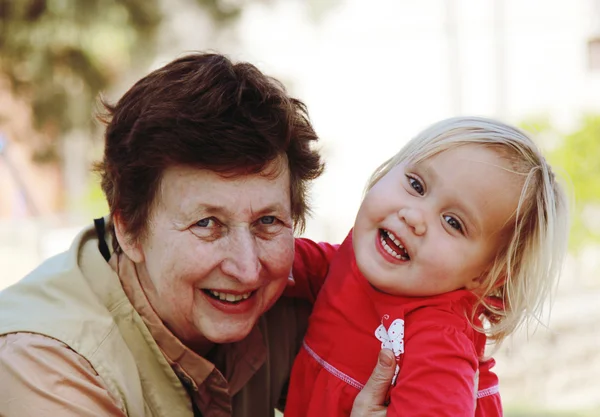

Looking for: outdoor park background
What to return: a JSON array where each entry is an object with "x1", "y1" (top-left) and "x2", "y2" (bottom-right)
[{"x1": 1, "y1": 0, "x2": 599, "y2": 415}]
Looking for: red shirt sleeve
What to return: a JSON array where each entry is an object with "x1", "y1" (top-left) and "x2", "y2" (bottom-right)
[
  {"x1": 388, "y1": 323, "x2": 479, "y2": 416},
  {"x1": 284, "y1": 238, "x2": 339, "y2": 302}
]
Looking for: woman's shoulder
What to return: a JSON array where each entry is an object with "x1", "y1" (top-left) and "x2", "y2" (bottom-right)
[
  {"x1": 0, "y1": 332, "x2": 127, "y2": 416},
  {"x1": 0, "y1": 332, "x2": 94, "y2": 373}
]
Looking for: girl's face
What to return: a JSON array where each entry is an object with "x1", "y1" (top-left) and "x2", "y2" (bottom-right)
[{"x1": 353, "y1": 144, "x2": 522, "y2": 297}]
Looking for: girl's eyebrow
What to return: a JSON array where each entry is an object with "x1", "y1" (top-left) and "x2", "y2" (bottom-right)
[{"x1": 455, "y1": 200, "x2": 480, "y2": 236}]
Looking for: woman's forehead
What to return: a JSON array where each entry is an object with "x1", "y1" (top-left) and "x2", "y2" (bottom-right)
[{"x1": 156, "y1": 162, "x2": 292, "y2": 218}]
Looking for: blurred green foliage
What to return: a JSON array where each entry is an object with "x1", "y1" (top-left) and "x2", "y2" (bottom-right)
[
  {"x1": 0, "y1": 0, "x2": 249, "y2": 162},
  {"x1": 0, "y1": 0, "x2": 160, "y2": 162},
  {"x1": 521, "y1": 115, "x2": 600, "y2": 252},
  {"x1": 76, "y1": 174, "x2": 109, "y2": 219}
]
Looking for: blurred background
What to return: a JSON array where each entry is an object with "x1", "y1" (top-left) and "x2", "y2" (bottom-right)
[{"x1": 0, "y1": 0, "x2": 599, "y2": 415}]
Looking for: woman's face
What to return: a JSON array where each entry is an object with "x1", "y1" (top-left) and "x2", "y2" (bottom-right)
[{"x1": 120, "y1": 160, "x2": 294, "y2": 353}]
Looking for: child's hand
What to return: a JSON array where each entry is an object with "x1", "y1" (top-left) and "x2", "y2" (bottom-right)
[{"x1": 350, "y1": 349, "x2": 395, "y2": 416}]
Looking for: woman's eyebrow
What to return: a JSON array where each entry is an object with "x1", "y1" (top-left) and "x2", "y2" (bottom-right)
[
  {"x1": 250, "y1": 203, "x2": 289, "y2": 217},
  {"x1": 187, "y1": 203, "x2": 290, "y2": 221},
  {"x1": 192, "y1": 204, "x2": 231, "y2": 217}
]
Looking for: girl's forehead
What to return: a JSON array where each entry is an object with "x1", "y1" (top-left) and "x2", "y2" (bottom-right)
[{"x1": 407, "y1": 142, "x2": 518, "y2": 169}]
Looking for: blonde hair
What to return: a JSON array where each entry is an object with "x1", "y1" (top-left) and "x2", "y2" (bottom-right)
[{"x1": 366, "y1": 116, "x2": 569, "y2": 344}]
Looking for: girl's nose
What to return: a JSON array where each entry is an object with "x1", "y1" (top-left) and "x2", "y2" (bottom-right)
[{"x1": 398, "y1": 207, "x2": 426, "y2": 236}]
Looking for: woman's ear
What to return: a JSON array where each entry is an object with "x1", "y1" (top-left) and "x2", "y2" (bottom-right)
[{"x1": 113, "y1": 213, "x2": 145, "y2": 263}]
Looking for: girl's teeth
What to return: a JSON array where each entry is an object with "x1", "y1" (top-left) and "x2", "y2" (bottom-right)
[
  {"x1": 381, "y1": 230, "x2": 409, "y2": 260},
  {"x1": 380, "y1": 236, "x2": 406, "y2": 260},
  {"x1": 385, "y1": 230, "x2": 404, "y2": 249}
]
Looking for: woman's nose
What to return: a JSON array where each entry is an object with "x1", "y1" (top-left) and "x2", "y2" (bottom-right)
[
  {"x1": 398, "y1": 207, "x2": 427, "y2": 236},
  {"x1": 220, "y1": 230, "x2": 261, "y2": 284}
]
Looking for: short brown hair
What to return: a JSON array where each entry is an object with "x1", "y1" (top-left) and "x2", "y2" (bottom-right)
[{"x1": 96, "y1": 53, "x2": 324, "y2": 248}]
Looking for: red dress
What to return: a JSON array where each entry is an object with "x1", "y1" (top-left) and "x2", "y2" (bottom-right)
[{"x1": 285, "y1": 232, "x2": 502, "y2": 416}]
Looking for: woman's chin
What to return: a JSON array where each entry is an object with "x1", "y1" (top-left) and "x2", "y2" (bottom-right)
[{"x1": 202, "y1": 319, "x2": 257, "y2": 344}]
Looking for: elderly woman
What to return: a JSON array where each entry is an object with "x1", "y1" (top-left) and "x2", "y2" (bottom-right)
[{"x1": 0, "y1": 53, "x2": 393, "y2": 417}]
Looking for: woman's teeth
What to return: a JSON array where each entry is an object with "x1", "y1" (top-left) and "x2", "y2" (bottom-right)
[
  {"x1": 208, "y1": 290, "x2": 252, "y2": 302},
  {"x1": 380, "y1": 229, "x2": 409, "y2": 260}
]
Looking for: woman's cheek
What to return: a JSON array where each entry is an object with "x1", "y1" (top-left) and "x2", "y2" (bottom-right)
[
  {"x1": 262, "y1": 236, "x2": 294, "y2": 276},
  {"x1": 159, "y1": 259, "x2": 204, "y2": 298}
]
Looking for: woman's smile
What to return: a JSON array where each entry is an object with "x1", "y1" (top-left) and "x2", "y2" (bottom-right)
[{"x1": 199, "y1": 288, "x2": 259, "y2": 315}]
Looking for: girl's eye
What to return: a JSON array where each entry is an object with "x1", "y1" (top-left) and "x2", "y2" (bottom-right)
[
  {"x1": 196, "y1": 217, "x2": 215, "y2": 227},
  {"x1": 407, "y1": 176, "x2": 424, "y2": 195},
  {"x1": 260, "y1": 216, "x2": 276, "y2": 225},
  {"x1": 444, "y1": 215, "x2": 463, "y2": 232}
]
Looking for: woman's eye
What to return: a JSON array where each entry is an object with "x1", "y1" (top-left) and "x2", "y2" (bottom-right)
[
  {"x1": 255, "y1": 215, "x2": 284, "y2": 237},
  {"x1": 444, "y1": 215, "x2": 463, "y2": 232},
  {"x1": 407, "y1": 176, "x2": 424, "y2": 195},
  {"x1": 260, "y1": 216, "x2": 276, "y2": 225},
  {"x1": 196, "y1": 217, "x2": 215, "y2": 228}
]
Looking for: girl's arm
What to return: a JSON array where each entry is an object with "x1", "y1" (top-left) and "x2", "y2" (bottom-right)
[
  {"x1": 284, "y1": 237, "x2": 340, "y2": 303},
  {"x1": 388, "y1": 320, "x2": 479, "y2": 416}
]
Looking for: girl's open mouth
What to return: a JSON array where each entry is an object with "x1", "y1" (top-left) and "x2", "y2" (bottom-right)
[{"x1": 379, "y1": 229, "x2": 410, "y2": 260}]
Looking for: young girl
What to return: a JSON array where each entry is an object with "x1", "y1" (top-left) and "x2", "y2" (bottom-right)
[{"x1": 284, "y1": 116, "x2": 569, "y2": 416}]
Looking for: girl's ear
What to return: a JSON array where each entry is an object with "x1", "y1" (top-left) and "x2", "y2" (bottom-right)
[{"x1": 113, "y1": 213, "x2": 145, "y2": 263}]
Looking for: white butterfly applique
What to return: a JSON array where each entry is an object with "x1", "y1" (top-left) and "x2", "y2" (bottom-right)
[{"x1": 374, "y1": 315, "x2": 404, "y2": 385}]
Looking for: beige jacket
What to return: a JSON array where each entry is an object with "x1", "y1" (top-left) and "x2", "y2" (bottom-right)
[{"x1": 0, "y1": 222, "x2": 310, "y2": 416}]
